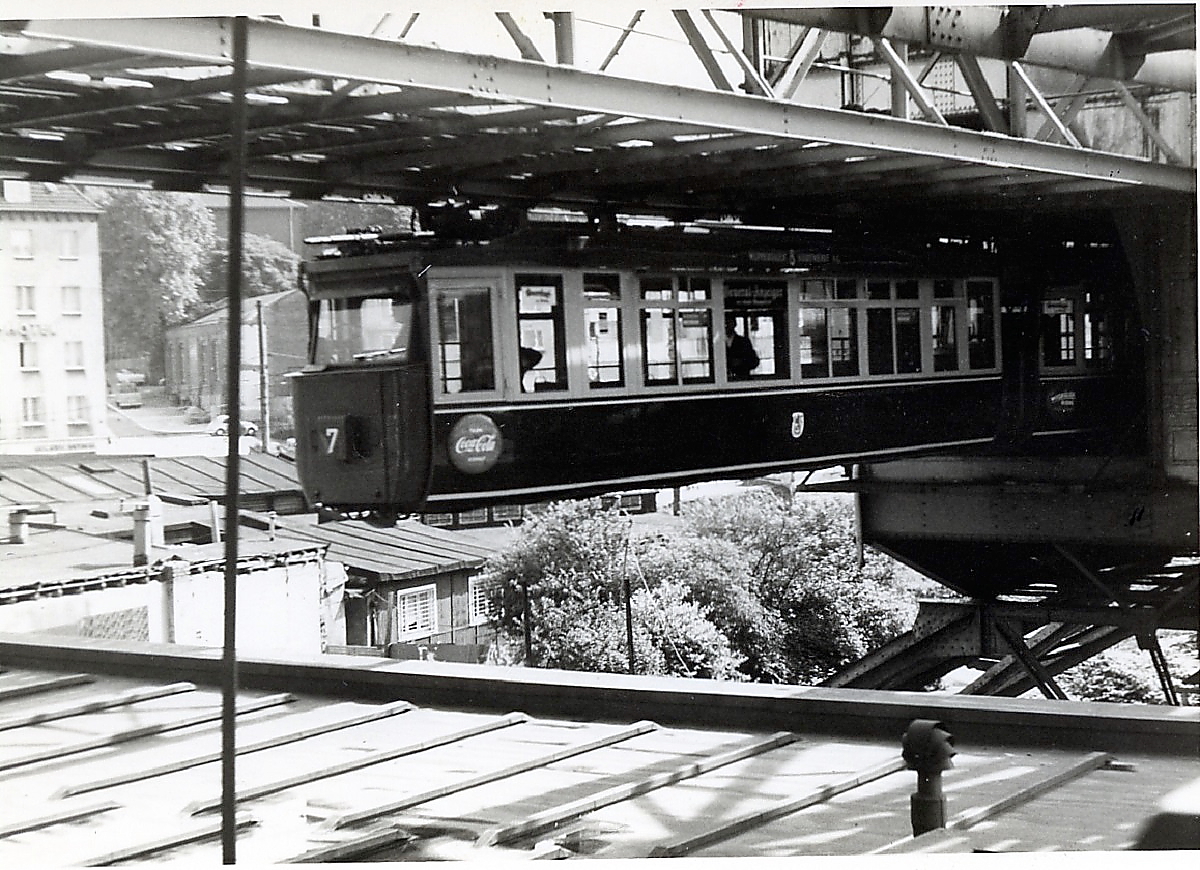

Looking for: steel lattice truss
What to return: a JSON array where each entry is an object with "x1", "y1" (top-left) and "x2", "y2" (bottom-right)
[{"x1": 0, "y1": 8, "x2": 1194, "y2": 229}]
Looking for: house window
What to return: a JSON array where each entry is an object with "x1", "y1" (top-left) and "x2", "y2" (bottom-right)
[
  {"x1": 21, "y1": 396, "x2": 44, "y2": 426},
  {"x1": 19, "y1": 342, "x2": 38, "y2": 370},
  {"x1": 422, "y1": 512, "x2": 454, "y2": 527},
  {"x1": 64, "y1": 340, "x2": 85, "y2": 370},
  {"x1": 395, "y1": 584, "x2": 437, "y2": 640},
  {"x1": 59, "y1": 229, "x2": 79, "y2": 259},
  {"x1": 468, "y1": 575, "x2": 497, "y2": 626},
  {"x1": 10, "y1": 228, "x2": 33, "y2": 259},
  {"x1": 62, "y1": 286, "x2": 82, "y2": 315},
  {"x1": 16, "y1": 285, "x2": 36, "y2": 314},
  {"x1": 66, "y1": 395, "x2": 89, "y2": 424},
  {"x1": 456, "y1": 507, "x2": 489, "y2": 526}
]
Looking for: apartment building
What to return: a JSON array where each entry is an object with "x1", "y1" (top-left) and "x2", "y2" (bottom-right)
[{"x1": 0, "y1": 180, "x2": 106, "y2": 455}]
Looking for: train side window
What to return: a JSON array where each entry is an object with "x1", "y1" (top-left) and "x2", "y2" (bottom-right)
[
  {"x1": 724, "y1": 279, "x2": 788, "y2": 379},
  {"x1": 800, "y1": 279, "x2": 829, "y2": 300},
  {"x1": 834, "y1": 279, "x2": 858, "y2": 299},
  {"x1": 638, "y1": 275, "x2": 714, "y2": 386},
  {"x1": 515, "y1": 273, "x2": 567, "y2": 392},
  {"x1": 799, "y1": 306, "x2": 858, "y2": 378},
  {"x1": 895, "y1": 279, "x2": 919, "y2": 300},
  {"x1": 1042, "y1": 296, "x2": 1077, "y2": 366},
  {"x1": 584, "y1": 273, "x2": 623, "y2": 388},
  {"x1": 966, "y1": 280, "x2": 996, "y2": 369},
  {"x1": 867, "y1": 309, "x2": 895, "y2": 374},
  {"x1": 641, "y1": 307, "x2": 677, "y2": 384},
  {"x1": 931, "y1": 305, "x2": 958, "y2": 371},
  {"x1": 867, "y1": 279, "x2": 891, "y2": 300},
  {"x1": 436, "y1": 286, "x2": 495, "y2": 393},
  {"x1": 678, "y1": 309, "x2": 713, "y2": 382},
  {"x1": 934, "y1": 279, "x2": 957, "y2": 299},
  {"x1": 1083, "y1": 290, "x2": 1111, "y2": 366}
]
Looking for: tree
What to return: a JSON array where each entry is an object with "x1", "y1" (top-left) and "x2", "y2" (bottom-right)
[
  {"x1": 484, "y1": 501, "x2": 742, "y2": 679},
  {"x1": 483, "y1": 493, "x2": 918, "y2": 685},
  {"x1": 685, "y1": 492, "x2": 918, "y2": 683},
  {"x1": 94, "y1": 189, "x2": 217, "y2": 378},
  {"x1": 201, "y1": 232, "x2": 300, "y2": 303},
  {"x1": 301, "y1": 201, "x2": 416, "y2": 239}
]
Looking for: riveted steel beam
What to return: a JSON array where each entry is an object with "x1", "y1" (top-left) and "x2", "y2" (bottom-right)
[
  {"x1": 741, "y1": 6, "x2": 1196, "y2": 92},
  {"x1": 15, "y1": 17, "x2": 1193, "y2": 196}
]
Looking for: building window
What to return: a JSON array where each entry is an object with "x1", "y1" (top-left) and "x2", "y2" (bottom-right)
[
  {"x1": 16, "y1": 285, "x2": 36, "y2": 314},
  {"x1": 490, "y1": 503, "x2": 523, "y2": 523},
  {"x1": 59, "y1": 229, "x2": 79, "y2": 260},
  {"x1": 456, "y1": 507, "x2": 489, "y2": 526},
  {"x1": 10, "y1": 228, "x2": 33, "y2": 259},
  {"x1": 19, "y1": 342, "x2": 38, "y2": 370},
  {"x1": 66, "y1": 395, "x2": 89, "y2": 424},
  {"x1": 21, "y1": 396, "x2": 44, "y2": 426},
  {"x1": 422, "y1": 512, "x2": 454, "y2": 527},
  {"x1": 63, "y1": 340, "x2": 85, "y2": 370},
  {"x1": 61, "y1": 286, "x2": 82, "y2": 315},
  {"x1": 468, "y1": 575, "x2": 497, "y2": 626},
  {"x1": 395, "y1": 584, "x2": 437, "y2": 640}
]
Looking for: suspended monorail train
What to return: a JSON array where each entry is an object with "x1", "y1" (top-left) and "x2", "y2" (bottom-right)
[{"x1": 290, "y1": 220, "x2": 1139, "y2": 519}]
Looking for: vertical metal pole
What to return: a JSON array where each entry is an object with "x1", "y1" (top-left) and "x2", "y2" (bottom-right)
[
  {"x1": 550, "y1": 11, "x2": 575, "y2": 65},
  {"x1": 221, "y1": 15, "x2": 248, "y2": 866},
  {"x1": 257, "y1": 300, "x2": 269, "y2": 454},
  {"x1": 624, "y1": 572, "x2": 635, "y2": 674}
]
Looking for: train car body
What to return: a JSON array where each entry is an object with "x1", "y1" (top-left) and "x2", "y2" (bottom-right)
[{"x1": 290, "y1": 223, "x2": 1137, "y2": 517}]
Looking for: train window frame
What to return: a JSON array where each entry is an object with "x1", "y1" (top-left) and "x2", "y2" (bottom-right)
[
  {"x1": 721, "y1": 277, "x2": 791, "y2": 383},
  {"x1": 428, "y1": 273, "x2": 504, "y2": 403},
  {"x1": 1040, "y1": 284, "x2": 1112, "y2": 373},
  {"x1": 514, "y1": 272, "x2": 568, "y2": 394},
  {"x1": 636, "y1": 273, "x2": 716, "y2": 389},
  {"x1": 581, "y1": 271, "x2": 626, "y2": 390}
]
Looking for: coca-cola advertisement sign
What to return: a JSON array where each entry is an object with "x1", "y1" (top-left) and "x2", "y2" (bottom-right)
[{"x1": 448, "y1": 413, "x2": 502, "y2": 474}]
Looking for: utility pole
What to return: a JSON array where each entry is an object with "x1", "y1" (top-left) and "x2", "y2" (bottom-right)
[{"x1": 257, "y1": 299, "x2": 269, "y2": 453}]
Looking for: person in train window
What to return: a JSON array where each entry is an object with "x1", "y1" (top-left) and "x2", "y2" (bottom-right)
[
  {"x1": 724, "y1": 316, "x2": 759, "y2": 380},
  {"x1": 519, "y1": 345, "x2": 543, "y2": 392}
]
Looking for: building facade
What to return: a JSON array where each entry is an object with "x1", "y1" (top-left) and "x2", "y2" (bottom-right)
[
  {"x1": 0, "y1": 181, "x2": 106, "y2": 455},
  {"x1": 164, "y1": 288, "x2": 307, "y2": 436}
]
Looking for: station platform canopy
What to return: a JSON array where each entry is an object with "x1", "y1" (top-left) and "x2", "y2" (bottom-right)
[{"x1": 0, "y1": 8, "x2": 1194, "y2": 232}]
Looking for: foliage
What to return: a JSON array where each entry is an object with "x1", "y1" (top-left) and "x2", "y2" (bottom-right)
[
  {"x1": 482, "y1": 490, "x2": 919, "y2": 685},
  {"x1": 201, "y1": 232, "x2": 300, "y2": 302},
  {"x1": 300, "y1": 201, "x2": 416, "y2": 239},
  {"x1": 685, "y1": 491, "x2": 917, "y2": 683},
  {"x1": 94, "y1": 189, "x2": 217, "y2": 377},
  {"x1": 1057, "y1": 654, "x2": 1163, "y2": 704}
]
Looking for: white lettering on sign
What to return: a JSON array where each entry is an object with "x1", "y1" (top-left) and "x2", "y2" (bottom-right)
[
  {"x1": 455, "y1": 433, "x2": 498, "y2": 455},
  {"x1": 448, "y1": 413, "x2": 502, "y2": 474},
  {"x1": 324, "y1": 427, "x2": 340, "y2": 455},
  {"x1": 791, "y1": 412, "x2": 806, "y2": 439}
]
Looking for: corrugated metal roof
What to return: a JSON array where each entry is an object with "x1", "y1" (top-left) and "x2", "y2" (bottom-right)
[
  {"x1": 0, "y1": 635, "x2": 1195, "y2": 863},
  {"x1": 0, "y1": 454, "x2": 303, "y2": 509},
  {"x1": 272, "y1": 516, "x2": 497, "y2": 581}
]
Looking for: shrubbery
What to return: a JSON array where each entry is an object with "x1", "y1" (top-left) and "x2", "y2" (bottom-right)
[{"x1": 483, "y1": 491, "x2": 918, "y2": 683}]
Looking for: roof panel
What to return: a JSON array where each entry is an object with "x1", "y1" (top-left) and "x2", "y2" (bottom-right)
[{"x1": 0, "y1": 636, "x2": 1195, "y2": 862}]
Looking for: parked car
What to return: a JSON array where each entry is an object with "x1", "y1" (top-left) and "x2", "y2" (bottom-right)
[{"x1": 207, "y1": 414, "x2": 258, "y2": 437}]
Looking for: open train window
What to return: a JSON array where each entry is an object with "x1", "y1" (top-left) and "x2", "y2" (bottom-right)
[
  {"x1": 515, "y1": 273, "x2": 567, "y2": 392},
  {"x1": 584, "y1": 272, "x2": 624, "y2": 388}
]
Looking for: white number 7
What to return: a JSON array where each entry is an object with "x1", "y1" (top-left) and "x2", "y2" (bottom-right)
[{"x1": 324, "y1": 427, "x2": 340, "y2": 455}]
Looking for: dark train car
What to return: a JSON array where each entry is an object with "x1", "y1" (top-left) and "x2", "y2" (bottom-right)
[{"x1": 290, "y1": 221, "x2": 1137, "y2": 519}]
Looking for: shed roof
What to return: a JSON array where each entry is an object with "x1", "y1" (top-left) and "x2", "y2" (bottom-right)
[
  {"x1": 272, "y1": 515, "x2": 497, "y2": 581},
  {"x1": 0, "y1": 453, "x2": 303, "y2": 510},
  {"x1": 0, "y1": 634, "x2": 1195, "y2": 863}
]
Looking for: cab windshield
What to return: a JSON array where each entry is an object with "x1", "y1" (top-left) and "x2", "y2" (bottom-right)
[{"x1": 313, "y1": 295, "x2": 413, "y2": 366}]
